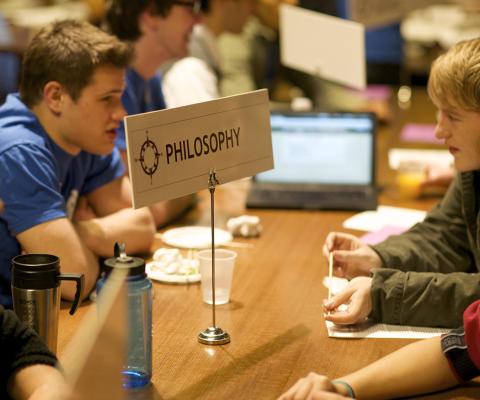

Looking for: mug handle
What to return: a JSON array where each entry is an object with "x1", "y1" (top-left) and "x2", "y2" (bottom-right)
[{"x1": 58, "y1": 273, "x2": 85, "y2": 315}]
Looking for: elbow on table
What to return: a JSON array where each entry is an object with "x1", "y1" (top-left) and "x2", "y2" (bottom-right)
[{"x1": 137, "y1": 207, "x2": 156, "y2": 250}]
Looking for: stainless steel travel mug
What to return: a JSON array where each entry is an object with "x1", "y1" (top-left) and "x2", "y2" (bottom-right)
[{"x1": 11, "y1": 254, "x2": 84, "y2": 352}]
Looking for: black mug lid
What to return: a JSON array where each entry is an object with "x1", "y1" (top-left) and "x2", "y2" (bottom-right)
[{"x1": 11, "y1": 254, "x2": 60, "y2": 289}]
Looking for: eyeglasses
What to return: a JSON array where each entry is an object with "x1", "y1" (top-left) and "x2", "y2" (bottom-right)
[{"x1": 172, "y1": 0, "x2": 202, "y2": 14}]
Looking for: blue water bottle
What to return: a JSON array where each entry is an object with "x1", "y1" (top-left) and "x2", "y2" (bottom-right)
[{"x1": 97, "y1": 243, "x2": 152, "y2": 388}]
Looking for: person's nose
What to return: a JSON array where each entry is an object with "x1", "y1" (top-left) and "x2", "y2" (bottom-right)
[
  {"x1": 189, "y1": 0, "x2": 203, "y2": 24},
  {"x1": 435, "y1": 111, "x2": 451, "y2": 140},
  {"x1": 113, "y1": 102, "x2": 127, "y2": 123}
]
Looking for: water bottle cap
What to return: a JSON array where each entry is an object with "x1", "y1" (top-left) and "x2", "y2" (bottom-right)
[
  {"x1": 104, "y1": 256, "x2": 146, "y2": 276},
  {"x1": 103, "y1": 243, "x2": 146, "y2": 277}
]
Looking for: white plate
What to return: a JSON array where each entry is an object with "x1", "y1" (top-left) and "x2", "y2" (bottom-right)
[
  {"x1": 159, "y1": 226, "x2": 233, "y2": 249},
  {"x1": 146, "y1": 261, "x2": 201, "y2": 284}
]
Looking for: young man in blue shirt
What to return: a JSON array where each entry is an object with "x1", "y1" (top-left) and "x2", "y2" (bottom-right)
[
  {"x1": 0, "y1": 20, "x2": 155, "y2": 308},
  {"x1": 105, "y1": 0, "x2": 202, "y2": 227}
]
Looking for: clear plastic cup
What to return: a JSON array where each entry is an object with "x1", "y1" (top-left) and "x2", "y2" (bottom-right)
[
  {"x1": 396, "y1": 161, "x2": 426, "y2": 199},
  {"x1": 197, "y1": 249, "x2": 237, "y2": 305}
]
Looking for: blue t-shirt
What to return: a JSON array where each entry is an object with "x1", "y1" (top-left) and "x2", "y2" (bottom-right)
[
  {"x1": 0, "y1": 94, "x2": 125, "y2": 307},
  {"x1": 116, "y1": 68, "x2": 166, "y2": 151}
]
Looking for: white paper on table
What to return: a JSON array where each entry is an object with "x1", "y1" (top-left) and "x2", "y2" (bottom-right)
[
  {"x1": 388, "y1": 148, "x2": 453, "y2": 170},
  {"x1": 342, "y1": 205, "x2": 426, "y2": 232},
  {"x1": 322, "y1": 277, "x2": 449, "y2": 339},
  {"x1": 325, "y1": 320, "x2": 449, "y2": 339}
]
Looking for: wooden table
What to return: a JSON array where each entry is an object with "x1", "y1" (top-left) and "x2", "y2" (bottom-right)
[{"x1": 57, "y1": 89, "x2": 480, "y2": 399}]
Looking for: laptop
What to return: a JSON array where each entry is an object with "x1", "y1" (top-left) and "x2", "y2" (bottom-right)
[{"x1": 246, "y1": 111, "x2": 377, "y2": 211}]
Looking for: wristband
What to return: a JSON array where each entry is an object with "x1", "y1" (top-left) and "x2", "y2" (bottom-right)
[
  {"x1": 332, "y1": 380, "x2": 355, "y2": 398},
  {"x1": 441, "y1": 328, "x2": 480, "y2": 381}
]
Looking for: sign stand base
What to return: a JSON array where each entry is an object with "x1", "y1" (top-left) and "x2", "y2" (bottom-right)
[{"x1": 198, "y1": 326, "x2": 230, "y2": 345}]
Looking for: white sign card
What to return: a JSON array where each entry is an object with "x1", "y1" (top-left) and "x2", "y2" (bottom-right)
[
  {"x1": 280, "y1": 4, "x2": 365, "y2": 90},
  {"x1": 348, "y1": 0, "x2": 449, "y2": 28},
  {"x1": 125, "y1": 89, "x2": 273, "y2": 208}
]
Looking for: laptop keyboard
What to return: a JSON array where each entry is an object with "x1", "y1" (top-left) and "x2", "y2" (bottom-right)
[{"x1": 246, "y1": 188, "x2": 377, "y2": 211}]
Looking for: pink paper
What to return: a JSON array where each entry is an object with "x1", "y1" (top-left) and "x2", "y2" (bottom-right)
[
  {"x1": 400, "y1": 123, "x2": 441, "y2": 144},
  {"x1": 363, "y1": 85, "x2": 392, "y2": 100},
  {"x1": 348, "y1": 85, "x2": 392, "y2": 101},
  {"x1": 360, "y1": 225, "x2": 406, "y2": 245}
]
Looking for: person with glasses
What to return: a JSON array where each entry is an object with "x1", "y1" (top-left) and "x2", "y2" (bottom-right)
[
  {"x1": 162, "y1": 0, "x2": 255, "y2": 108},
  {"x1": 105, "y1": 0, "x2": 201, "y2": 228}
]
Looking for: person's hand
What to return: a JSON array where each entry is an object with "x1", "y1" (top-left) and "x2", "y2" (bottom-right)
[
  {"x1": 277, "y1": 373, "x2": 352, "y2": 400},
  {"x1": 73, "y1": 196, "x2": 96, "y2": 221},
  {"x1": 323, "y1": 232, "x2": 381, "y2": 279},
  {"x1": 324, "y1": 277, "x2": 373, "y2": 325}
]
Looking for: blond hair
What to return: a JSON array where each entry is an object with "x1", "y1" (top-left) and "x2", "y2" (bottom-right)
[{"x1": 428, "y1": 38, "x2": 480, "y2": 111}]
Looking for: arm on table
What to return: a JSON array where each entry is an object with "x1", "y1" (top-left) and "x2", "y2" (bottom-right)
[
  {"x1": 324, "y1": 270, "x2": 480, "y2": 328},
  {"x1": 324, "y1": 177, "x2": 469, "y2": 281},
  {"x1": 120, "y1": 150, "x2": 195, "y2": 228},
  {"x1": 10, "y1": 365, "x2": 69, "y2": 400},
  {"x1": 78, "y1": 175, "x2": 155, "y2": 256},
  {"x1": 373, "y1": 174, "x2": 471, "y2": 274},
  {"x1": 278, "y1": 337, "x2": 459, "y2": 400},
  {"x1": 370, "y1": 269, "x2": 480, "y2": 327},
  {"x1": 343, "y1": 336, "x2": 458, "y2": 399},
  {"x1": 323, "y1": 232, "x2": 382, "y2": 279},
  {"x1": 1, "y1": 306, "x2": 69, "y2": 400},
  {"x1": 18, "y1": 177, "x2": 155, "y2": 300},
  {"x1": 17, "y1": 218, "x2": 99, "y2": 301}
]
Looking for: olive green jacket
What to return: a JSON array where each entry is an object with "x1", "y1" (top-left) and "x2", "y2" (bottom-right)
[{"x1": 370, "y1": 172, "x2": 480, "y2": 328}]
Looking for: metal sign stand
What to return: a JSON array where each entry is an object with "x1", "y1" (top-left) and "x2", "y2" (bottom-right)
[{"x1": 197, "y1": 169, "x2": 230, "y2": 345}]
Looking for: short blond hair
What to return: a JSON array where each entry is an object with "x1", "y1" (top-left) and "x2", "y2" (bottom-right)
[{"x1": 428, "y1": 38, "x2": 480, "y2": 111}]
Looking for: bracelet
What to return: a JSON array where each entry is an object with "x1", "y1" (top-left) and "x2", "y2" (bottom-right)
[{"x1": 332, "y1": 380, "x2": 355, "y2": 398}]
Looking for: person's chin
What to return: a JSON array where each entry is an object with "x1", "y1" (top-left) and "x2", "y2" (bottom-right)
[
  {"x1": 93, "y1": 142, "x2": 115, "y2": 156},
  {"x1": 104, "y1": 143, "x2": 115, "y2": 154},
  {"x1": 175, "y1": 43, "x2": 189, "y2": 59},
  {"x1": 455, "y1": 162, "x2": 477, "y2": 173}
]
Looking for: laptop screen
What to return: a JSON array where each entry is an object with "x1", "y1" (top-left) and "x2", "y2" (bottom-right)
[{"x1": 256, "y1": 111, "x2": 375, "y2": 186}]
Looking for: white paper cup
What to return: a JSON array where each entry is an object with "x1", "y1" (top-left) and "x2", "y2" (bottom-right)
[{"x1": 197, "y1": 249, "x2": 237, "y2": 304}]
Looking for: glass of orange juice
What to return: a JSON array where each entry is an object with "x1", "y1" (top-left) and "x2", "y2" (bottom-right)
[{"x1": 396, "y1": 161, "x2": 426, "y2": 199}]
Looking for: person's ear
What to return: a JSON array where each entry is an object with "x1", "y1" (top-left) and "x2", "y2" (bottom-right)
[
  {"x1": 43, "y1": 81, "x2": 66, "y2": 115},
  {"x1": 139, "y1": 5, "x2": 161, "y2": 34}
]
